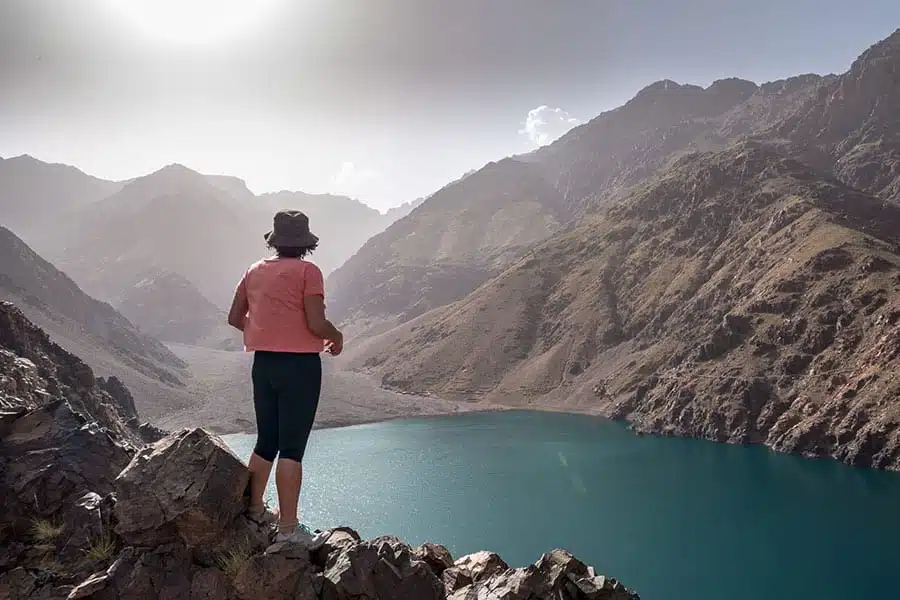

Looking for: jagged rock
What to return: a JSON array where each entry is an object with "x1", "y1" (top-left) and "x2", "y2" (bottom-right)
[
  {"x1": 232, "y1": 551, "x2": 316, "y2": 600},
  {"x1": 413, "y1": 542, "x2": 454, "y2": 576},
  {"x1": 311, "y1": 527, "x2": 362, "y2": 568},
  {"x1": 0, "y1": 568, "x2": 38, "y2": 600},
  {"x1": 1, "y1": 401, "x2": 132, "y2": 531},
  {"x1": 452, "y1": 550, "x2": 510, "y2": 583},
  {"x1": 321, "y1": 538, "x2": 444, "y2": 600},
  {"x1": 441, "y1": 567, "x2": 474, "y2": 593},
  {"x1": 67, "y1": 544, "x2": 194, "y2": 600},
  {"x1": 191, "y1": 568, "x2": 236, "y2": 600},
  {"x1": 137, "y1": 421, "x2": 167, "y2": 444},
  {"x1": 95, "y1": 377, "x2": 136, "y2": 422},
  {"x1": 59, "y1": 492, "x2": 118, "y2": 565},
  {"x1": 449, "y1": 550, "x2": 639, "y2": 600},
  {"x1": 114, "y1": 428, "x2": 249, "y2": 548}
]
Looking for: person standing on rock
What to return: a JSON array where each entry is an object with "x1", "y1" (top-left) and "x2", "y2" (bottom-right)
[{"x1": 227, "y1": 209, "x2": 344, "y2": 547}]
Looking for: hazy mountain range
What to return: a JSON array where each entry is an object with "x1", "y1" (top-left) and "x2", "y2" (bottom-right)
[
  {"x1": 1, "y1": 29, "x2": 899, "y2": 468},
  {"x1": 0, "y1": 155, "x2": 419, "y2": 348}
]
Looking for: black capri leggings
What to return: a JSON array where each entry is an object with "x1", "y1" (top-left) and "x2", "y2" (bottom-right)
[{"x1": 252, "y1": 351, "x2": 321, "y2": 463}]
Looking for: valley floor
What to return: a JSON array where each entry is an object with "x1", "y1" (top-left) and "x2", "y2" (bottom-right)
[{"x1": 157, "y1": 343, "x2": 500, "y2": 433}]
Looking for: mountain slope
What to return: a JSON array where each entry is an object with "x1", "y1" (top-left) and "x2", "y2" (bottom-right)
[
  {"x1": 327, "y1": 158, "x2": 568, "y2": 331},
  {"x1": 327, "y1": 75, "x2": 834, "y2": 333},
  {"x1": 114, "y1": 268, "x2": 240, "y2": 349},
  {"x1": 256, "y1": 190, "x2": 394, "y2": 276},
  {"x1": 774, "y1": 28, "x2": 900, "y2": 201},
  {"x1": 346, "y1": 142, "x2": 900, "y2": 469},
  {"x1": 0, "y1": 226, "x2": 192, "y2": 415},
  {"x1": 329, "y1": 29, "x2": 900, "y2": 337},
  {"x1": 0, "y1": 154, "x2": 122, "y2": 242}
]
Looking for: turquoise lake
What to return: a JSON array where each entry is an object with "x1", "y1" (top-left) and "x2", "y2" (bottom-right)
[{"x1": 223, "y1": 410, "x2": 900, "y2": 600}]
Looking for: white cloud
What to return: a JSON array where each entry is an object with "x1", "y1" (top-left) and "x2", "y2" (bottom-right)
[
  {"x1": 519, "y1": 105, "x2": 581, "y2": 147},
  {"x1": 330, "y1": 161, "x2": 380, "y2": 199}
]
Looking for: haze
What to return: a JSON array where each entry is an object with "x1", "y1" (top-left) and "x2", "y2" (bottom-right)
[{"x1": 1, "y1": 0, "x2": 898, "y2": 211}]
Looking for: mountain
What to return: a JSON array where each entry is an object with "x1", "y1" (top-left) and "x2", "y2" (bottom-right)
[
  {"x1": 27, "y1": 163, "x2": 261, "y2": 309},
  {"x1": 329, "y1": 30, "x2": 900, "y2": 337},
  {"x1": 327, "y1": 158, "x2": 568, "y2": 333},
  {"x1": 255, "y1": 190, "x2": 395, "y2": 276},
  {"x1": 114, "y1": 268, "x2": 240, "y2": 349},
  {"x1": 327, "y1": 75, "x2": 835, "y2": 335},
  {"x1": 345, "y1": 142, "x2": 900, "y2": 469},
  {"x1": 0, "y1": 154, "x2": 122, "y2": 243},
  {"x1": 0, "y1": 157, "x2": 415, "y2": 346},
  {"x1": 0, "y1": 226, "x2": 190, "y2": 414}
]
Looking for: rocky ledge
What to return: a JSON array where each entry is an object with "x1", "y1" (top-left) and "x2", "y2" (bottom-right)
[
  {"x1": 2, "y1": 425, "x2": 639, "y2": 600},
  {"x1": 0, "y1": 301, "x2": 639, "y2": 600}
]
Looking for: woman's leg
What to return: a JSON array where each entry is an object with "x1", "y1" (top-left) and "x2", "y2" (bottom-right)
[
  {"x1": 274, "y1": 353, "x2": 322, "y2": 533},
  {"x1": 249, "y1": 352, "x2": 279, "y2": 513}
]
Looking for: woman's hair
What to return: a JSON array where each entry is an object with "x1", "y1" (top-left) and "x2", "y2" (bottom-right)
[{"x1": 269, "y1": 242, "x2": 318, "y2": 259}]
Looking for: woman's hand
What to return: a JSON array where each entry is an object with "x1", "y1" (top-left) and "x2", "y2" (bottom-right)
[{"x1": 325, "y1": 331, "x2": 344, "y2": 356}]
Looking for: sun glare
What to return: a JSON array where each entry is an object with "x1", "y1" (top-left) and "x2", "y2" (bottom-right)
[{"x1": 105, "y1": 0, "x2": 283, "y2": 46}]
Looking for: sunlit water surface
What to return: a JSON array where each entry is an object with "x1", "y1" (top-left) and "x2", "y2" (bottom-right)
[{"x1": 223, "y1": 410, "x2": 900, "y2": 600}]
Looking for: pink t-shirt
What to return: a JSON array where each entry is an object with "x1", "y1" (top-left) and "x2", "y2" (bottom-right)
[{"x1": 235, "y1": 257, "x2": 326, "y2": 353}]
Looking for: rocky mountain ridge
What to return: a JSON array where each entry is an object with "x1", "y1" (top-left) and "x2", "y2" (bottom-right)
[
  {"x1": 0, "y1": 302, "x2": 638, "y2": 600},
  {"x1": 327, "y1": 29, "x2": 900, "y2": 335},
  {"x1": 346, "y1": 141, "x2": 900, "y2": 470}
]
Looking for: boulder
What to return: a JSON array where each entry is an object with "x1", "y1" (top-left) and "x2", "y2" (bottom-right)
[
  {"x1": 232, "y1": 550, "x2": 317, "y2": 600},
  {"x1": 190, "y1": 568, "x2": 236, "y2": 600},
  {"x1": 453, "y1": 550, "x2": 510, "y2": 583},
  {"x1": 311, "y1": 527, "x2": 362, "y2": 568},
  {"x1": 59, "y1": 492, "x2": 118, "y2": 565},
  {"x1": 412, "y1": 542, "x2": 454, "y2": 576},
  {"x1": 1, "y1": 401, "x2": 132, "y2": 526},
  {"x1": 114, "y1": 428, "x2": 249, "y2": 548},
  {"x1": 67, "y1": 544, "x2": 194, "y2": 600},
  {"x1": 321, "y1": 538, "x2": 444, "y2": 600},
  {"x1": 449, "y1": 550, "x2": 640, "y2": 600}
]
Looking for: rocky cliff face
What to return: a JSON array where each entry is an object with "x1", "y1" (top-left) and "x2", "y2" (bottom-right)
[
  {"x1": 347, "y1": 142, "x2": 900, "y2": 470},
  {"x1": 0, "y1": 305, "x2": 639, "y2": 600}
]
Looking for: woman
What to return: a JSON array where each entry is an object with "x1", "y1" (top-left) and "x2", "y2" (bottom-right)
[{"x1": 227, "y1": 209, "x2": 343, "y2": 546}]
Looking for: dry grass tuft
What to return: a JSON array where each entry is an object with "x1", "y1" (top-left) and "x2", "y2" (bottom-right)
[{"x1": 30, "y1": 519, "x2": 64, "y2": 543}]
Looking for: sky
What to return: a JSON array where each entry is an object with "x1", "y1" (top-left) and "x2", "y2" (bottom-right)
[{"x1": 1, "y1": 1, "x2": 899, "y2": 212}]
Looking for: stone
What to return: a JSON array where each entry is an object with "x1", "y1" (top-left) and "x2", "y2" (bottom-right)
[
  {"x1": 232, "y1": 551, "x2": 316, "y2": 600},
  {"x1": 0, "y1": 568, "x2": 38, "y2": 600},
  {"x1": 1, "y1": 401, "x2": 132, "y2": 526},
  {"x1": 441, "y1": 567, "x2": 473, "y2": 593},
  {"x1": 452, "y1": 550, "x2": 510, "y2": 583},
  {"x1": 191, "y1": 567, "x2": 236, "y2": 600},
  {"x1": 68, "y1": 544, "x2": 194, "y2": 600},
  {"x1": 311, "y1": 527, "x2": 361, "y2": 568},
  {"x1": 412, "y1": 542, "x2": 454, "y2": 576},
  {"x1": 114, "y1": 428, "x2": 250, "y2": 548},
  {"x1": 321, "y1": 540, "x2": 444, "y2": 600},
  {"x1": 60, "y1": 492, "x2": 118, "y2": 565},
  {"x1": 447, "y1": 551, "x2": 641, "y2": 600}
]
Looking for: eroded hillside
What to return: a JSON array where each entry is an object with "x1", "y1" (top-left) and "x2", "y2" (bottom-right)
[{"x1": 348, "y1": 143, "x2": 900, "y2": 469}]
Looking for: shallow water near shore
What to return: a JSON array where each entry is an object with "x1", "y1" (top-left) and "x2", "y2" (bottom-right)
[{"x1": 223, "y1": 410, "x2": 900, "y2": 600}]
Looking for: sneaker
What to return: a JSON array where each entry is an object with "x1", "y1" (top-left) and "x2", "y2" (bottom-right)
[
  {"x1": 246, "y1": 504, "x2": 279, "y2": 526},
  {"x1": 267, "y1": 524, "x2": 329, "y2": 553}
]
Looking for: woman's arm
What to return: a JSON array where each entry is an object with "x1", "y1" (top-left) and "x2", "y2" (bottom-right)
[
  {"x1": 227, "y1": 281, "x2": 249, "y2": 332},
  {"x1": 304, "y1": 294, "x2": 343, "y2": 354}
]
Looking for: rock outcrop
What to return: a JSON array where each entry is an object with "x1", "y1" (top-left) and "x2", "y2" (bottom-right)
[{"x1": 0, "y1": 304, "x2": 639, "y2": 600}]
